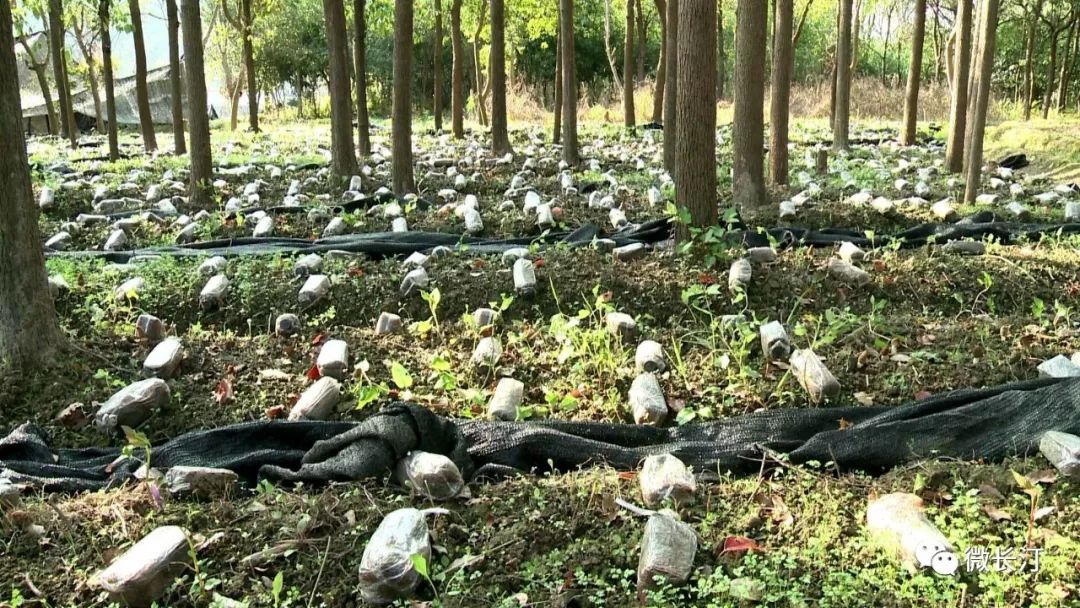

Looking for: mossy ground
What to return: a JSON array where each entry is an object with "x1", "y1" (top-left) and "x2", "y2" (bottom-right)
[{"x1": 3, "y1": 119, "x2": 1080, "y2": 607}]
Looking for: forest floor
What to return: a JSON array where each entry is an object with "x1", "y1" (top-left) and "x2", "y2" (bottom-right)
[{"x1": 2, "y1": 117, "x2": 1080, "y2": 607}]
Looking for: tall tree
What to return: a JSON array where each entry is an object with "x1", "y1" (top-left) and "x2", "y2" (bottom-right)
[
  {"x1": 393, "y1": 0, "x2": 416, "y2": 193},
  {"x1": 623, "y1": 0, "x2": 636, "y2": 126},
  {"x1": 47, "y1": 0, "x2": 76, "y2": 146},
  {"x1": 242, "y1": 0, "x2": 258, "y2": 131},
  {"x1": 963, "y1": 0, "x2": 1000, "y2": 204},
  {"x1": 128, "y1": 0, "x2": 157, "y2": 151},
  {"x1": 1040, "y1": 7, "x2": 1075, "y2": 119},
  {"x1": 181, "y1": 0, "x2": 211, "y2": 207},
  {"x1": 0, "y1": 0, "x2": 65, "y2": 366},
  {"x1": 70, "y1": 6, "x2": 104, "y2": 132},
  {"x1": 434, "y1": 0, "x2": 445, "y2": 132},
  {"x1": 1022, "y1": 0, "x2": 1044, "y2": 120},
  {"x1": 733, "y1": 0, "x2": 766, "y2": 205},
  {"x1": 945, "y1": 0, "x2": 972, "y2": 173},
  {"x1": 717, "y1": 1, "x2": 725, "y2": 100},
  {"x1": 98, "y1": 0, "x2": 119, "y2": 160},
  {"x1": 450, "y1": 0, "x2": 465, "y2": 138},
  {"x1": 652, "y1": 0, "x2": 666, "y2": 123},
  {"x1": 16, "y1": 31, "x2": 59, "y2": 136},
  {"x1": 354, "y1": 0, "x2": 372, "y2": 156},
  {"x1": 636, "y1": 0, "x2": 646, "y2": 80},
  {"x1": 489, "y1": 0, "x2": 513, "y2": 155},
  {"x1": 769, "y1": 0, "x2": 793, "y2": 186},
  {"x1": 560, "y1": 0, "x2": 579, "y2": 165},
  {"x1": 323, "y1": 0, "x2": 358, "y2": 176},
  {"x1": 1057, "y1": 15, "x2": 1078, "y2": 111},
  {"x1": 900, "y1": 0, "x2": 927, "y2": 146},
  {"x1": 471, "y1": 0, "x2": 489, "y2": 127},
  {"x1": 675, "y1": 0, "x2": 716, "y2": 241},
  {"x1": 554, "y1": 17, "x2": 562, "y2": 144},
  {"x1": 833, "y1": 0, "x2": 853, "y2": 151},
  {"x1": 662, "y1": 0, "x2": 677, "y2": 174},
  {"x1": 165, "y1": 0, "x2": 186, "y2": 154}
]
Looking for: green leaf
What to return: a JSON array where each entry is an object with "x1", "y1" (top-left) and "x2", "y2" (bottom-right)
[
  {"x1": 391, "y1": 362, "x2": 414, "y2": 389},
  {"x1": 355, "y1": 385, "x2": 383, "y2": 409},
  {"x1": 121, "y1": 426, "x2": 151, "y2": 449},
  {"x1": 409, "y1": 553, "x2": 430, "y2": 579},
  {"x1": 271, "y1": 571, "x2": 284, "y2": 605},
  {"x1": 431, "y1": 355, "x2": 452, "y2": 372},
  {"x1": 675, "y1": 408, "x2": 697, "y2": 425}
]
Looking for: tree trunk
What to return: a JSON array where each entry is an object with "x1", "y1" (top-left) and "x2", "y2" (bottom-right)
[
  {"x1": 1043, "y1": 29, "x2": 1061, "y2": 119},
  {"x1": 945, "y1": 0, "x2": 972, "y2": 173},
  {"x1": 769, "y1": 0, "x2": 793, "y2": 186},
  {"x1": 963, "y1": 0, "x2": 999, "y2": 204},
  {"x1": 354, "y1": 0, "x2": 371, "y2": 156},
  {"x1": 490, "y1": 0, "x2": 512, "y2": 155},
  {"x1": 1057, "y1": 16, "x2": 1078, "y2": 112},
  {"x1": 20, "y1": 36, "x2": 59, "y2": 137},
  {"x1": 675, "y1": 0, "x2": 717, "y2": 241},
  {"x1": 717, "y1": 0, "x2": 725, "y2": 100},
  {"x1": 880, "y1": 6, "x2": 892, "y2": 87},
  {"x1": 0, "y1": 0, "x2": 65, "y2": 366},
  {"x1": 434, "y1": 0, "x2": 444, "y2": 131},
  {"x1": 652, "y1": 0, "x2": 666, "y2": 122},
  {"x1": 900, "y1": 0, "x2": 926, "y2": 146},
  {"x1": 181, "y1": 0, "x2": 211, "y2": 207},
  {"x1": 471, "y1": 1, "x2": 488, "y2": 127},
  {"x1": 560, "y1": 0, "x2": 579, "y2": 165},
  {"x1": 229, "y1": 65, "x2": 244, "y2": 131},
  {"x1": 850, "y1": 0, "x2": 862, "y2": 71},
  {"x1": 662, "y1": 0, "x2": 678, "y2": 174},
  {"x1": 450, "y1": 0, "x2": 465, "y2": 138},
  {"x1": 792, "y1": 0, "x2": 814, "y2": 48},
  {"x1": 604, "y1": 0, "x2": 622, "y2": 90},
  {"x1": 48, "y1": 0, "x2": 76, "y2": 147},
  {"x1": 98, "y1": 0, "x2": 119, "y2": 160},
  {"x1": 71, "y1": 24, "x2": 105, "y2": 133},
  {"x1": 554, "y1": 17, "x2": 562, "y2": 144},
  {"x1": 242, "y1": 0, "x2": 259, "y2": 132},
  {"x1": 623, "y1": 0, "x2": 636, "y2": 126},
  {"x1": 392, "y1": 0, "x2": 416, "y2": 194},
  {"x1": 1022, "y1": 0, "x2": 1042, "y2": 121},
  {"x1": 128, "y1": 0, "x2": 158, "y2": 151},
  {"x1": 324, "y1": 0, "x2": 358, "y2": 177},
  {"x1": 833, "y1": 0, "x2": 853, "y2": 150},
  {"x1": 165, "y1": 0, "x2": 187, "y2": 154},
  {"x1": 636, "y1": 0, "x2": 646, "y2": 81}
]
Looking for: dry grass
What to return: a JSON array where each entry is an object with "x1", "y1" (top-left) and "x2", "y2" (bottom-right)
[{"x1": 506, "y1": 76, "x2": 1010, "y2": 127}]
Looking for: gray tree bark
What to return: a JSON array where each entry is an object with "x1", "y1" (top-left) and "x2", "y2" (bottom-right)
[
  {"x1": 47, "y1": 0, "x2": 76, "y2": 147},
  {"x1": 769, "y1": 0, "x2": 793, "y2": 186},
  {"x1": 734, "y1": 0, "x2": 766, "y2": 205},
  {"x1": 623, "y1": 0, "x2": 636, "y2": 126},
  {"x1": 963, "y1": 0, "x2": 1000, "y2": 204},
  {"x1": 833, "y1": 0, "x2": 853, "y2": 151},
  {"x1": 662, "y1": 0, "x2": 678, "y2": 174},
  {"x1": 675, "y1": 0, "x2": 717, "y2": 240},
  {"x1": 450, "y1": 0, "x2": 465, "y2": 138},
  {"x1": 354, "y1": 0, "x2": 371, "y2": 156},
  {"x1": 945, "y1": 0, "x2": 972, "y2": 173},
  {"x1": 242, "y1": 0, "x2": 259, "y2": 132},
  {"x1": 392, "y1": 0, "x2": 416, "y2": 193},
  {"x1": 98, "y1": 0, "x2": 119, "y2": 160},
  {"x1": 434, "y1": 0, "x2": 444, "y2": 131},
  {"x1": 652, "y1": 0, "x2": 666, "y2": 123},
  {"x1": 900, "y1": 0, "x2": 926, "y2": 146},
  {"x1": 181, "y1": 0, "x2": 211, "y2": 207},
  {"x1": 0, "y1": 0, "x2": 65, "y2": 366},
  {"x1": 166, "y1": 0, "x2": 187, "y2": 154},
  {"x1": 554, "y1": 17, "x2": 563, "y2": 144},
  {"x1": 490, "y1": 0, "x2": 513, "y2": 155},
  {"x1": 128, "y1": 0, "x2": 158, "y2": 152},
  {"x1": 560, "y1": 0, "x2": 579, "y2": 165},
  {"x1": 323, "y1": 0, "x2": 358, "y2": 177}
]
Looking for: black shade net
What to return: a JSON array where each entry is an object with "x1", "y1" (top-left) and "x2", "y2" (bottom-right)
[{"x1": 3, "y1": 377, "x2": 1076, "y2": 493}]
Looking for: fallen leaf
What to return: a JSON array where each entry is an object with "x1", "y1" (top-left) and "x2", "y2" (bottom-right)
[
  {"x1": 266, "y1": 405, "x2": 286, "y2": 419},
  {"x1": 306, "y1": 363, "x2": 321, "y2": 380},
  {"x1": 259, "y1": 369, "x2": 291, "y2": 381},
  {"x1": 720, "y1": 536, "x2": 761, "y2": 555},
  {"x1": 214, "y1": 378, "x2": 234, "y2": 405},
  {"x1": 890, "y1": 354, "x2": 912, "y2": 363},
  {"x1": 982, "y1": 505, "x2": 1012, "y2": 522},
  {"x1": 854, "y1": 392, "x2": 874, "y2": 406},
  {"x1": 915, "y1": 390, "x2": 932, "y2": 400},
  {"x1": 978, "y1": 484, "x2": 1005, "y2": 500},
  {"x1": 616, "y1": 471, "x2": 637, "y2": 481},
  {"x1": 838, "y1": 418, "x2": 852, "y2": 430},
  {"x1": 311, "y1": 332, "x2": 325, "y2": 346},
  {"x1": 1027, "y1": 470, "x2": 1058, "y2": 485}
]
